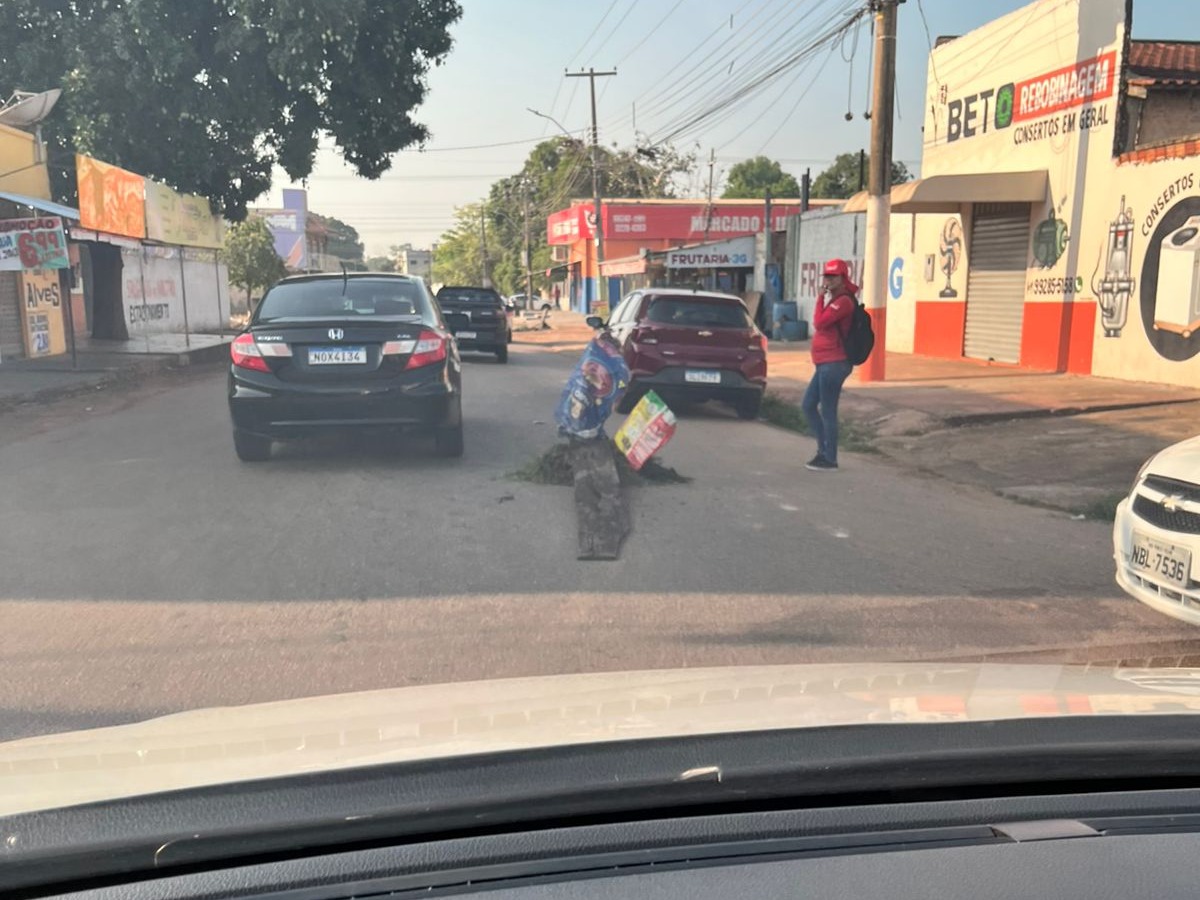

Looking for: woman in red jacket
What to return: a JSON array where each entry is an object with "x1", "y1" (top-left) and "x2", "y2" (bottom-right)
[{"x1": 802, "y1": 259, "x2": 856, "y2": 471}]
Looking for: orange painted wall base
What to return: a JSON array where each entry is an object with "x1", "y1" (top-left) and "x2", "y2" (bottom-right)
[
  {"x1": 913, "y1": 301, "x2": 966, "y2": 358},
  {"x1": 1020, "y1": 301, "x2": 1096, "y2": 374}
]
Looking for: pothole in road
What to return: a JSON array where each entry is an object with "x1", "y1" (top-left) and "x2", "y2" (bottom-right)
[{"x1": 509, "y1": 443, "x2": 691, "y2": 487}]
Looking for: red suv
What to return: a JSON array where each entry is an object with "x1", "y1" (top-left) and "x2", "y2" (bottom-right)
[{"x1": 589, "y1": 289, "x2": 767, "y2": 419}]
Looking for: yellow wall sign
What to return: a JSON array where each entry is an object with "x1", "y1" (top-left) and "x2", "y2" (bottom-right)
[
  {"x1": 20, "y1": 268, "x2": 66, "y2": 357},
  {"x1": 144, "y1": 180, "x2": 223, "y2": 248}
]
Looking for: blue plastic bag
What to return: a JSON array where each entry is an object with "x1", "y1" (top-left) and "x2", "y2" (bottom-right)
[{"x1": 554, "y1": 334, "x2": 630, "y2": 439}]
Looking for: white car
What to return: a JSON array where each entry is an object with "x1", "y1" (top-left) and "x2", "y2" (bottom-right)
[{"x1": 1114, "y1": 435, "x2": 1200, "y2": 623}]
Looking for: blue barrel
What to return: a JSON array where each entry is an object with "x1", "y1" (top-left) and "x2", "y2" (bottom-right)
[
  {"x1": 771, "y1": 301, "x2": 799, "y2": 339},
  {"x1": 780, "y1": 319, "x2": 808, "y2": 341}
]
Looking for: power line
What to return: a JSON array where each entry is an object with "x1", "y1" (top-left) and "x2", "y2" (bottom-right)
[
  {"x1": 563, "y1": 0, "x2": 621, "y2": 70},
  {"x1": 631, "y1": 0, "x2": 788, "y2": 124},
  {"x1": 652, "y1": 4, "x2": 866, "y2": 147},
  {"x1": 602, "y1": 0, "x2": 763, "y2": 134},
  {"x1": 395, "y1": 131, "x2": 586, "y2": 153},
  {"x1": 588, "y1": 0, "x2": 638, "y2": 65},
  {"x1": 642, "y1": 0, "x2": 857, "y2": 145},
  {"x1": 615, "y1": 0, "x2": 688, "y2": 65},
  {"x1": 754, "y1": 44, "x2": 838, "y2": 153}
]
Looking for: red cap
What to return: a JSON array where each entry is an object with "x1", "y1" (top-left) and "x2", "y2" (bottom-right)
[{"x1": 822, "y1": 258, "x2": 850, "y2": 278}]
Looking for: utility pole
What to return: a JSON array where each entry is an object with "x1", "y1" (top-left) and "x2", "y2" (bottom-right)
[
  {"x1": 860, "y1": 0, "x2": 903, "y2": 383},
  {"x1": 522, "y1": 179, "x2": 534, "y2": 302},
  {"x1": 566, "y1": 67, "x2": 616, "y2": 312},
  {"x1": 703, "y1": 148, "x2": 716, "y2": 244},
  {"x1": 480, "y1": 206, "x2": 490, "y2": 287}
]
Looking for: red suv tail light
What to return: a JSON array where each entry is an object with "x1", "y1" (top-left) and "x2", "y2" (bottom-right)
[
  {"x1": 631, "y1": 327, "x2": 658, "y2": 345},
  {"x1": 231, "y1": 333, "x2": 270, "y2": 372},
  {"x1": 748, "y1": 333, "x2": 767, "y2": 353},
  {"x1": 405, "y1": 330, "x2": 449, "y2": 369}
]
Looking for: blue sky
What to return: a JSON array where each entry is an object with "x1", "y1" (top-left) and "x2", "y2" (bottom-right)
[{"x1": 261, "y1": 0, "x2": 1195, "y2": 256}]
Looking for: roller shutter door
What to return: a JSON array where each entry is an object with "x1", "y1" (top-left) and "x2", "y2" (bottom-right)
[{"x1": 964, "y1": 203, "x2": 1030, "y2": 363}]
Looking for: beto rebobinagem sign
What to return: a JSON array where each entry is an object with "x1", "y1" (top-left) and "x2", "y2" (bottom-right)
[{"x1": 947, "y1": 51, "x2": 1117, "y2": 143}]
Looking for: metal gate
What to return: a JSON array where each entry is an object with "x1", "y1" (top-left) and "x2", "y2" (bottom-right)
[
  {"x1": 963, "y1": 203, "x2": 1030, "y2": 363},
  {"x1": 0, "y1": 272, "x2": 23, "y2": 360}
]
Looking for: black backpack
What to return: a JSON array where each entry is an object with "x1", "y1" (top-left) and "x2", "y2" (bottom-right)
[{"x1": 839, "y1": 296, "x2": 875, "y2": 366}]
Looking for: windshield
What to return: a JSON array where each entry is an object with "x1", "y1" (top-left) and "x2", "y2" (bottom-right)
[
  {"x1": 257, "y1": 279, "x2": 431, "y2": 321},
  {"x1": 645, "y1": 297, "x2": 753, "y2": 328},
  {"x1": 438, "y1": 287, "x2": 503, "y2": 303},
  {"x1": 5, "y1": 0, "x2": 1200, "y2": 825}
]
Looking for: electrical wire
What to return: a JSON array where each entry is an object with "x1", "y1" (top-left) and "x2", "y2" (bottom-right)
[
  {"x1": 755, "y1": 44, "x2": 838, "y2": 153},
  {"x1": 643, "y1": 0, "x2": 860, "y2": 143},
  {"x1": 587, "y1": 0, "x2": 638, "y2": 66},
  {"x1": 394, "y1": 131, "x2": 587, "y2": 154},
  {"x1": 615, "y1": 0, "x2": 688, "y2": 65},
  {"x1": 650, "y1": 4, "x2": 865, "y2": 147},
  {"x1": 601, "y1": 0, "x2": 767, "y2": 134},
  {"x1": 563, "y1": 0, "x2": 621, "y2": 70},
  {"x1": 632, "y1": 0, "x2": 796, "y2": 125}
]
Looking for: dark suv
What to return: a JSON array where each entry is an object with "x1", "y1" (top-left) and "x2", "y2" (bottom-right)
[
  {"x1": 592, "y1": 289, "x2": 767, "y2": 419},
  {"x1": 435, "y1": 286, "x2": 512, "y2": 363}
]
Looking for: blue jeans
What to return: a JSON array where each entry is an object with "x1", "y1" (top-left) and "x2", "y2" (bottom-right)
[{"x1": 801, "y1": 360, "x2": 853, "y2": 464}]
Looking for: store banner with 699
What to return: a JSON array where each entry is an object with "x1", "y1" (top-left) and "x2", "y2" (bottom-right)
[{"x1": 0, "y1": 217, "x2": 69, "y2": 271}]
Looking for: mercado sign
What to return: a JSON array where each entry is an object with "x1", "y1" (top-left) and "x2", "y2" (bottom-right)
[{"x1": 0, "y1": 216, "x2": 68, "y2": 270}]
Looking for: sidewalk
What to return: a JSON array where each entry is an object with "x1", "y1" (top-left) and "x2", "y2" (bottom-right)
[
  {"x1": 765, "y1": 341, "x2": 1200, "y2": 515},
  {"x1": 0, "y1": 333, "x2": 231, "y2": 409},
  {"x1": 518, "y1": 321, "x2": 1198, "y2": 515}
]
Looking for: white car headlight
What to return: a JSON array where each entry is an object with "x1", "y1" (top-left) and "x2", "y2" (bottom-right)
[{"x1": 1131, "y1": 455, "x2": 1157, "y2": 494}]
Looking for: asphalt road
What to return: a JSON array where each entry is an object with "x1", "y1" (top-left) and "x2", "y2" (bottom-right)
[{"x1": 0, "y1": 344, "x2": 1190, "y2": 742}]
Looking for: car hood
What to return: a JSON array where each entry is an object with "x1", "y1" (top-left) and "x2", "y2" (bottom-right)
[
  {"x1": 3, "y1": 663, "x2": 1200, "y2": 817},
  {"x1": 1147, "y1": 434, "x2": 1200, "y2": 483}
]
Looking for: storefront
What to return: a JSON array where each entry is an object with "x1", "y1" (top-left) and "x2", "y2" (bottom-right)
[
  {"x1": 547, "y1": 198, "x2": 806, "y2": 314},
  {"x1": 850, "y1": 0, "x2": 1200, "y2": 388},
  {"x1": 0, "y1": 193, "x2": 77, "y2": 361},
  {"x1": 72, "y1": 154, "x2": 229, "y2": 341}
]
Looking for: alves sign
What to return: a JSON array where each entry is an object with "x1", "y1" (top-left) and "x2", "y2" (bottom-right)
[{"x1": 946, "y1": 51, "x2": 1117, "y2": 144}]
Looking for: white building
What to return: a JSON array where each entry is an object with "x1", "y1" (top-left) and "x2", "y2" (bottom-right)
[
  {"x1": 826, "y1": 0, "x2": 1200, "y2": 389},
  {"x1": 393, "y1": 244, "x2": 433, "y2": 282}
]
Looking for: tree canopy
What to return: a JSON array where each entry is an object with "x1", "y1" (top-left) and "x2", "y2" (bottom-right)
[
  {"x1": 0, "y1": 0, "x2": 462, "y2": 218},
  {"x1": 720, "y1": 156, "x2": 800, "y2": 199},
  {"x1": 433, "y1": 137, "x2": 695, "y2": 295},
  {"x1": 810, "y1": 152, "x2": 914, "y2": 199}
]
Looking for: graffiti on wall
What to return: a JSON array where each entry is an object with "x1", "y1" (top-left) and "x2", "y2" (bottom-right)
[
  {"x1": 1119, "y1": 174, "x2": 1200, "y2": 361},
  {"x1": 1032, "y1": 200, "x2": 1070, "y2": 268},
  {"x1": 938, "y1": 218, "x2": 963, "y2": 297},
  {"x1": 1094, "y1": 197, "x2": 1137, "y2": 338}
]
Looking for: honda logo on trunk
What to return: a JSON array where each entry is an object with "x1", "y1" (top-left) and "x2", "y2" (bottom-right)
[{"x1": 328, "y1": 328, "x2": 344, "y2": 340}]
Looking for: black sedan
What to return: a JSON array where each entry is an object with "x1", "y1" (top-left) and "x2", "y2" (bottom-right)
[{"x1": 227, "y1": 273, "x2": 464, "y2": 461}]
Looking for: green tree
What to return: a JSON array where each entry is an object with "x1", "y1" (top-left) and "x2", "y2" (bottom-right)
[
  {"x1": 224, "y1": 217, "x2": 287, "y2": 307},
  {"x1": 433, "y1": 202, "x2": 487, "y2": 288},
  {"x1": 810, "y1": 152, "x2": 914, "y2": 199},
  {"x1": 442, "y1": 137, "x2": 695, "y2": 295},
  {"x1": 366, "y1": 256, "x2": 396, "y2": 272},
  {"x1": 0, "y1": 0, "x2": 462, "y2": 218},
  {"x1": 721, "y1": 156, "x2": 801, "y2": 199},
  {"x1": 310, "y1": 213, "x2": 365, "y2": 263}
]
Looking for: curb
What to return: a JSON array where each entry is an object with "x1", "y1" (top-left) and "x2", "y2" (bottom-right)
[{"x1": 940, "y1": 396, "x2": 1200, "y2": 427}]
